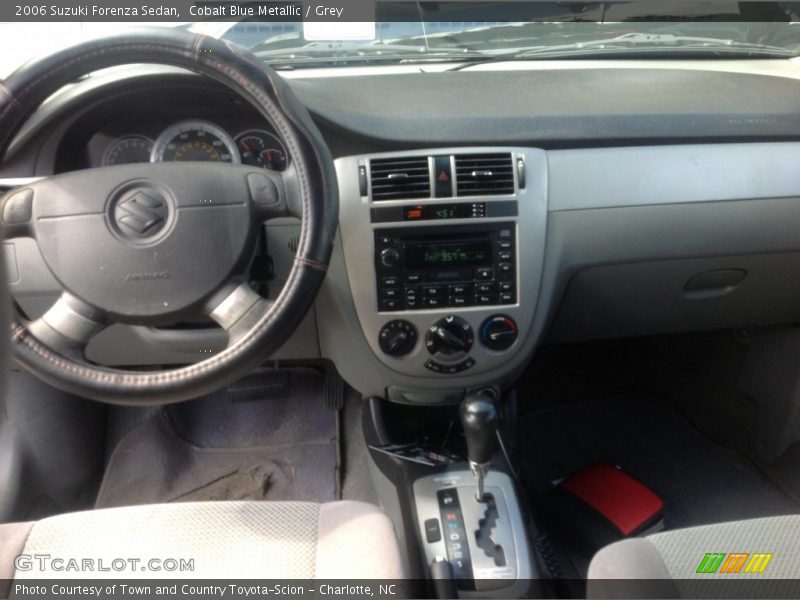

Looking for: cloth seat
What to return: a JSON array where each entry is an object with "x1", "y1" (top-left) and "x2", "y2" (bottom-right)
[
  {"x1": 587, "y1": 514, "x2": 800, "y2": 598},
  {"x1": 0, "y1": 500, "x2": 405, "y2": 585}
]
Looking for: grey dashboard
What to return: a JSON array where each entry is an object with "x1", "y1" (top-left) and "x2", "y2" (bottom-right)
[
  {"x1": 3, "y1": 62, "x2": 800, "y2": 402},
  {"x1": 288, "y1": 66, "x2": 800, "y2": 147}
]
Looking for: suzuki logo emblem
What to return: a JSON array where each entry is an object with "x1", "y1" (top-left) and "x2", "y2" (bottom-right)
[
  {"x1": 115, "y1": 191, "x2": 167, "y2": 237},
  {"x1": 109, "y1": 186, "x2": 173, "y2": 244}
]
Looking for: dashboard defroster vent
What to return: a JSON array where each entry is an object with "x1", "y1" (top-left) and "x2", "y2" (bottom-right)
[
  {"x1": 370, "y1": 156, "x2": 431, "y2": 201},
  {"x1": 455, "y1": 153, "x2": 514, "y2": 196}
]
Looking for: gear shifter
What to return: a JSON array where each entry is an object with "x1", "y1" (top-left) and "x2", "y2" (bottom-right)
[{"x1": 460, "y1": 391, "x2": 498, "y2": 502}]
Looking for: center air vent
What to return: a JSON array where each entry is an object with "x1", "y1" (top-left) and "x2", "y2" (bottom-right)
[
  {"x1": 455, "y1": 153, "x2": 514, "y2": 196},
  {"x1": 370, "y1": 156, "x2": 431, "y2": 201}
]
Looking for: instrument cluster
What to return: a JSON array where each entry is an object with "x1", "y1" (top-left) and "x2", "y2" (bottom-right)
[{"x1": 97, "y1": 119, "x2": 289, "y2": 172}]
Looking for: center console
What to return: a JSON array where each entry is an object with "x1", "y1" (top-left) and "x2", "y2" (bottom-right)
[
  {"x1": 334, "y1": 148, "x2": 548, "y2": 389},
  {"x1": 414, "y1": 470, "x2": 533, "y2": 597},
  {"x1": 413, "y1": 392, "x2": 535, "y2": 597}
]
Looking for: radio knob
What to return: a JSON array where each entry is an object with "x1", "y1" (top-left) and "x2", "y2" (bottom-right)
[
  {"x1": 380, "y1": 247, "x2": 400, "y2": 268},
  {"x1": 480, "y1": 315, "x2": 518, "y2": 351},
  {"x1": 379, "y1": 320, "x2": 417, "y2": 357},
  {"x1": 426, "y1": 315, "x2": 474, "y2": 361}
]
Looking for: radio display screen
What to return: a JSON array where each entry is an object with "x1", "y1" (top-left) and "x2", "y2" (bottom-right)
[
  {"x1": 403, "y1": 203, "x2": 485, "y2": 221},
  {"x1": 405, "y1": 240, "x2": 492, "y2": 269}
]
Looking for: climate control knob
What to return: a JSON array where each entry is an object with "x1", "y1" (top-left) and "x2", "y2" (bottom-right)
[
  {"x1": 480, "y1": 315, "x2": 518, "y2": 351},
  {"x1": 379, "y1": 320, "x2": 418, "y2": 357},
  {"x1": 425, "y1": 315, "x2": 474, "y2": 361}
]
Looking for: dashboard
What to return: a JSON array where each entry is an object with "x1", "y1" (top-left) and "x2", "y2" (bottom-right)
[{"x1": 5, "y1": 63, "x2": 800, "y2": 403}]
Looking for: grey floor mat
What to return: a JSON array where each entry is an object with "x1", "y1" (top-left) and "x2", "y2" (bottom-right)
[
  {"x1": 96, "y1": 368, "x2": 338, "y2": 508},
  {"x1": 519, "y1": 397, "x2": 799, "y2": 530}
]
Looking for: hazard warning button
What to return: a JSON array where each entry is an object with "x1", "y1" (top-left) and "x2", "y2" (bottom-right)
[{"x1": 434, "y1": 155, "x2": 453, "y2": 198}]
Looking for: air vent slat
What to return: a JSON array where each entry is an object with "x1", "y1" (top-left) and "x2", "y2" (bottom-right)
[
  {"x1": 454, "y1": 153, "x2": 514, "y2": 197},
  {"x1": 372, "y1": 165, "x2": 428, "y2": 173},
  {"x1": 370, "y1": 156, "x2": 431, "y2": 201},
  {"x1": 456, "y1": 158, "x2": 512, "y2": 164}
]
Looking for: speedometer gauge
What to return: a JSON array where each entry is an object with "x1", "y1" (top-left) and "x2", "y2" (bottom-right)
[
  {"x1": 103, "y1": 136, "x2": 153, "y2": 166},
  {"x1": 235, "y1": 130, "x2": 288, "y2": 171},
  {"x1": 151, "y1": 121, "x2": 240, "y2": 164}
]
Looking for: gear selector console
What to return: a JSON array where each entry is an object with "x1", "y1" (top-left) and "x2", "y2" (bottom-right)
[{"x1": 414, "y1": 470, "x2": 534, "y2": 596}]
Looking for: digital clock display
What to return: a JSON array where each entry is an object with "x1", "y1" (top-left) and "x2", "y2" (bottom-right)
[
  {"x1": 406, "y1": 240, "x2": 492, "y2": 268},
  {"x1": 403, "y1": 203, "x2": 485, "y2": 221}
]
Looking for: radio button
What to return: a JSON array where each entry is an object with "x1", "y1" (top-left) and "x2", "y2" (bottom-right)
[
  {"x1": 449, "y1": 284, "x2": 473, "y2": 296},
  {"x1": 498, "y1": 251, "x2": 512, "y2": 261},
  {"x1": 405, "y1": 287, "x2": 420, "y2": 308},
  {"x1": 475, "y1": 267, "x2": 494, "y2": 281},
  {"x1": 449, "y1": 295, "x2": 472, "y2": 307},
  {"x1": 499, "y1": 281, "x2": 514, "y2": 292},
  {"x1": 476, "y1": 293, "x2": 498, "y2": 305},
  {"x1": 382, "y1": 276, "x2": 400, "y2": 288},
  {"x1": 498, "y1": 262, "x2": 513, "y2": 274},
  {"x1": 476, "y1": 282, "x2": 496, "y2": 294},
  {"x1": 425, "y1": 297, "x2": 445, "y2": 308},
  {"x1": 498, "y1": 240, "x2": 512, "y2": 250},
  {"x1": 382, "y1": 288, "x2": 400, "y2": 300},
  {"x1": 500, "y1": 292, "x2": 516, "y2": 304},
  {"x1": 380, "y1": 298, "x2": 402, "y2": 311},
  {"x1": 424, "y1": 285, "x2": 446, "y2": 298},
  {"x1": 405, "y1": 271, "x2": 423, "y2": 284}
]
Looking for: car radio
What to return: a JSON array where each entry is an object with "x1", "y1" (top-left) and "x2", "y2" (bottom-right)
[{"x1": 374, "y1": 223, "x2": 516, "y2": 312}]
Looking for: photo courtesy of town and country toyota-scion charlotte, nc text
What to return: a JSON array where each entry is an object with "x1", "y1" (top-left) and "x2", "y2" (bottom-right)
[
  {"x1": 8, "y1": 0, "x2": 366, "y2": 20},
  {"x1": 12, "y1": 582, "x2": 402, "y2": 598}
]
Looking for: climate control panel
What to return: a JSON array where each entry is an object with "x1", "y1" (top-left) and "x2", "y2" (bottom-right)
[
  {"x1": 378, "y1": 314, "x2": 518, "y2": 375},
  {"x1": 335, "y1": 147, "x2": 548, "y2": 387}
]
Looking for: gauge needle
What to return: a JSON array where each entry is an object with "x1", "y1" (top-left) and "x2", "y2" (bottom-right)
[{"x1": 240, "y1": 141, "x2": 251, "y2": 151}]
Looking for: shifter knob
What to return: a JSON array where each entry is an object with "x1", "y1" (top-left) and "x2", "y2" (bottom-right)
[
  {"x1": 460, "y1": 392, "x2": 498, "y2": 502},
  {"x1": 460, "y1": 392, "x2": 498, "y2": 465}
]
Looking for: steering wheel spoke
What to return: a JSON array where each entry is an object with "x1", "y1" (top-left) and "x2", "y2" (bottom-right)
[
  {"x1": 1, "y1": 186, "x2": 36, "y2": 240},
  {"x1": 247, "y1": 169, "x2": 294, "y2": 221},
  {"x1": 208, "y1": 283, "x2": 273, "y2": 344},
  {"x1": 26, "y1": 293, "x2": 107, "y2": 360}
]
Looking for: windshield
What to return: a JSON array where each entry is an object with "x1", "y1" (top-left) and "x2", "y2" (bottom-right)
[{"x1": 2, "y1": 1, "x2": 800, "y2": 76}]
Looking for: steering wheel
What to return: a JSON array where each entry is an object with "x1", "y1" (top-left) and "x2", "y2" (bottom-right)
[{"x1": 0, "y1": 29, "x2": 337, "y2": 405}]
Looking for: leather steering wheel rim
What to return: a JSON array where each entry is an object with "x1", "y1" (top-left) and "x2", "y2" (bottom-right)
[{"x1": 0, "y1": 29, "x2": 338, "y2": 405}]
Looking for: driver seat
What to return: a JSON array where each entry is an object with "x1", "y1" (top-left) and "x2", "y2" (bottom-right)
[{"x1": 0, "y1": 500, "x2": 406, "y2": 581}]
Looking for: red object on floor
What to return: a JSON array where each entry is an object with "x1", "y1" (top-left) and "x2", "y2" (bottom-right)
[{"x1": 562, "y1": 464, "x2": 664, "y2": 536}]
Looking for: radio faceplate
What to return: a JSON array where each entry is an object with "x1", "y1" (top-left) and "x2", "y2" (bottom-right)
[{"x1": 375, "y1": 224, "x2": 516, "y2": 312}]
